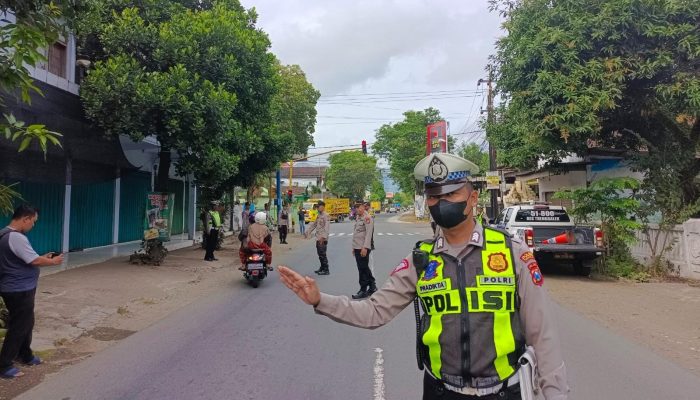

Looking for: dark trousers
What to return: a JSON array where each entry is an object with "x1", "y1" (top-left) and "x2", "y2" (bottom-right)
[
  {"x1": 205, "y1": 228, "x2": 218, "y2": 260},
  {"x1": 422, "y1": 373, "x2": 520, "y2": 400},
  {"x1": 353, "y1": 249, "x2": 376, "y2": 291},
  {"x1": 316, "y1": 240, "x2": 329, "y2": 271},
  {"x1": 279, "y1": 225, "x2": 288, "y2": 243},
  {"x1": 0, "y1": 288, "x2": 36, "y2": 371}
]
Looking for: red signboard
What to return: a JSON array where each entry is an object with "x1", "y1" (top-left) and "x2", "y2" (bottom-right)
[{"x1": 426, "y1": 121, "x2": 448, "y2": 155}]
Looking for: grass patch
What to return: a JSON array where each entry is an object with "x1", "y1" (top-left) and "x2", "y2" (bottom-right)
[
  {"x1": 603, "y1": 254, "x2": 651, "y2": 282},
  {"x1": 35, "y1": 349, "x2": 55, "y2": 359}
]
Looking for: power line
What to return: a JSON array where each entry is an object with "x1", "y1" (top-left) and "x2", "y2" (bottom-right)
[
  {"x1": 319, "y1": 94, "x2": 484, "y2": 104},
  {"x1": 320, "y1": 89, "x2": 483, "y2": 98}
]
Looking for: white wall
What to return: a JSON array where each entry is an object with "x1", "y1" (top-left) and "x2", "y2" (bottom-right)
[
  {"x1": 281, "y1": 178, "x2": 319, "y2": 187},
  {"x1": 631, "y1": 220, "x2": 700, "y2": 280},
  {"x1": 537, "y1": 171, "x2": 587, "y2": 201}
]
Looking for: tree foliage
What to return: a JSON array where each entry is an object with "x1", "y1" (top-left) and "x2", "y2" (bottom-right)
[
  {"x1": 489, "y1": 0, "x2": 700, "y2": 204},
  {"x1": 325, "y1": 151, "x2": 380, "y2": 201},
  {"x1": 457, "y1": 142, "x2": 489, "y2": 175},
  {"x1": 1, "y1": 1, "x2": 70, "y2": 214},
  {"x1": 369, "y1": 179, "x2": 385, "y2": 202},
  {"x1": 78, "y1": 0, "x2": 279, "y2": 192},
  {"x1": 372, "y1": 108, "x2": 442, "y2": 194},
  {"x1": 0, "y1": 1, "x2": 64, "y2": 153}
]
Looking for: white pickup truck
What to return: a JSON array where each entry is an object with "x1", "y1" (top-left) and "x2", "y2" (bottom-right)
[{"x1": 493, "y1": 204, "x2": 604, "y2": 276}]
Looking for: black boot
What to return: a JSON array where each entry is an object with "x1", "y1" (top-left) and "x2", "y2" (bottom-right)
[{"x1": 352, "y1": 289, "x2": 368, "y2": 300}]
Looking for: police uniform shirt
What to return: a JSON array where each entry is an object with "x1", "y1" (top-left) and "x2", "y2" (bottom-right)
[
  {"x1": 314, "y1": 222, "x2": 569, "y2": 399},
  {"x1": 352, "y1": 213, "x2": 374, "y2": 250},
  {"x1": 308, "y1": 211, "x2": 331, "y2": 240}
]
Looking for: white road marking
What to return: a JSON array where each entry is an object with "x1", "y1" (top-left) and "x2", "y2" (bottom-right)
[
  {"x1": 386, "y1": 233, "x2": 394, "y2": 236},
  {"x1": 329, "y1": 233, "x2": 336, "y2": 237},
  {"x1": 396, "y1": 233, "x2": 404, "y2": 236},
  {"x1": 337, "y1": 232, "x2": 345, "y2": 237},
  {"x1": 373, "y1": 347, "x2": 386, "y2": 400},
  {"x1": 377, "y1": 233, "x2": 384, "y2": 236}
]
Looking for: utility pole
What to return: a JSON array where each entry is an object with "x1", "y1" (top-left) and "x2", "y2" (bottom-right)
[{"x1": 479, "y1": 65, "x2": 499, "y2": 220}]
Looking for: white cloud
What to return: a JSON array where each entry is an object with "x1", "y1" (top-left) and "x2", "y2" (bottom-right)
[{"x1": 242, "y1": 0, "x2": 503, "y2": 148}]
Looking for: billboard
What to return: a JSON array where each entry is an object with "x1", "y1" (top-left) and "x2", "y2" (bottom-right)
[
  {"x1": 426, "y1": 120, "x2": 448, "y2": 155},
  {"x1": 385, "y1": 192, "x2": 394, "y2": 199}
]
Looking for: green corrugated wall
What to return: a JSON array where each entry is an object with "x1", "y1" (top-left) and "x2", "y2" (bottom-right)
[
  {"x1": 0, "y1": 181, "x2": 65, "y2": 255},
  {"x1": 119, "y1": 171, "x2": 151, "y2": 243},
  {"x1": 168, "y1": 179, "x2": 186, "y2": 235},
  {"x1": 69, "y1": 180, "x2": 115, "y2": 250}
]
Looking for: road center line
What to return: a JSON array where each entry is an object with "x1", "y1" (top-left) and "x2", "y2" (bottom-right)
[{"x1": 373, "y1": 347, "x2": 386, "y2": 400}]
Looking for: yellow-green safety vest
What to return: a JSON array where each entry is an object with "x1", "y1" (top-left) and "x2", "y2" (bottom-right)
[
  {"x1": 415, "y1": 228, "x2": 523, "y2": 386},
  {"x1": 209, "y1": 211, "x2": 222, "y2": 228}
]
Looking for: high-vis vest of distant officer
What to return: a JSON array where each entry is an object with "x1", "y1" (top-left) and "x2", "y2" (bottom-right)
[
  {"x1": 415, "y1": 228, "x2": 525, "y2": 388},
  {"x1": 209, "y1": 211, "x2": 222, "y2": 229}
]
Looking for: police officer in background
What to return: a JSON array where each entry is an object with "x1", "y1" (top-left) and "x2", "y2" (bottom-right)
[
  {"x1": 351, "y1": 201, "x2": 377, "y2": 299},
  {"x1": 305, "y1": 200, "x2": 331, "y2": 275},
  {"x1": 204, "y1": 202, "x2": 223, "y2": 261},
  {"x1": 280, "y1": 153, "x2": 569, "y2": 400}
]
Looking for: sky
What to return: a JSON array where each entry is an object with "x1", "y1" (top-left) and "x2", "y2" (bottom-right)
[{"x1": 240, "y1": 0, "x2": 504, "y2": 164}]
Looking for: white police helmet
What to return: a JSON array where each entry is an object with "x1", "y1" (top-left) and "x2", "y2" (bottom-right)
[{"x1": 254, "y1": 212, "x2": 267, "y2": 225}]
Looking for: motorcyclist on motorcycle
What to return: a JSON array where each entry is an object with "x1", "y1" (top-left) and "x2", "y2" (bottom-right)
[{"x1": 239, "y1": 212, "x2": 273, "y2": 271}]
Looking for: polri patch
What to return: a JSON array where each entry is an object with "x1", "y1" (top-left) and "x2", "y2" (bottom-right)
[
  {"x1": 487, "y1": 253, "x2": 509, "y2": 273},
  {"x1": 478, "y1": 275, "x2": 515, "y2": 286},
  {"x1": 520, "y1": 252, "x2": 535, "y2": 263},
  {"x1": 391, "y1": 259, "x2": 409, "y2": 276}
]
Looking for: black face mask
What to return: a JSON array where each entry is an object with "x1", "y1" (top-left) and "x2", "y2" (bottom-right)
[{"x1": 429, "y1": 199, "x2": 470, "y2": 229}]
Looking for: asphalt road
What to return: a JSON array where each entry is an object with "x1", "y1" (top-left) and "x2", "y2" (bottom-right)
[{"x1": 17, "y1": 214, "x2": 700, "y2": 400}]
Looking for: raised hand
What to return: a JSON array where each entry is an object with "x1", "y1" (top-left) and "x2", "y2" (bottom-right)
[{"x1": 278, "y1": 266, "x2": 321, "y2": 306}]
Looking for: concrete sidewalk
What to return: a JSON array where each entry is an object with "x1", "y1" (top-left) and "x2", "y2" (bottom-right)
[{"x1": 40, "y1": 232, "x2": 207, "y2": 277}]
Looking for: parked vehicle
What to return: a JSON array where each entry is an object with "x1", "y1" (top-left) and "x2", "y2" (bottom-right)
[
  {"x1": 371, "y1": 201, "x2": 382, "y2": 214},
  {"x1": 242, "y1": 248, "x2": 268, "y2": 288},
  {"x1": 388, "y1": 207, "x2": 397, "y2": 213},
  {"x1": 494, "y1": 203, "x2": 604, "y2": 276}
]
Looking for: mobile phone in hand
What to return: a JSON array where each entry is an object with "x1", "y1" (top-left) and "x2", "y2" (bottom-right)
[{"x1": 49, "y1": 252, "x2": 62, "y2": 258}]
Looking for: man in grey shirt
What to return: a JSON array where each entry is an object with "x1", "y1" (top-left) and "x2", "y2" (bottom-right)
[
  {"x1": 305, "y1": 201, "x2": 331, "y2": 275},
  {"x1": 0, "y1": 205, "x2": 63, "y2": 379}
]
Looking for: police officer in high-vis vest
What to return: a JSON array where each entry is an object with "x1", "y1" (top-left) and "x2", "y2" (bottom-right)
[
  {"x1": 279, "y1": 153, "x2": 569, "y2": 400},
  {"x1": 204, "y1": 202, "x2": 223, "y2": 262}
]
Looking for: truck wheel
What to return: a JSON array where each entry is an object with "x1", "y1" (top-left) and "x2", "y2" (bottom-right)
[{"x1": 574, "y1": 261, "x2": 593, "y2": 277}]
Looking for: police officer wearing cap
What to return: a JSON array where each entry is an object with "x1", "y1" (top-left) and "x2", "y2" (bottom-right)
[
  {"x1": 351, "y1": 201, "x2": 377, "y2": 299},
  {"x1": 279, "y1": 153, "x2": 569, "y2": 400},
  {"x1": 305, "y1": 200, "x2": 331, "y2": 275}
]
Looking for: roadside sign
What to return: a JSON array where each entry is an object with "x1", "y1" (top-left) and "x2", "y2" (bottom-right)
[
  {"x1": 144, "y1": 192, "x2": 174, "y2": 242},
  {"x1": 486, "y1": 171, "x2": 500, "y2": 190},
  {"x1": 386, "y1": 192, "x2": 394, "y2": 199}
]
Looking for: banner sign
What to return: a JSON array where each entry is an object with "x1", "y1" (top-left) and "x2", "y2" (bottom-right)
[
  {"x1": 386, "y1": 192, "x2": 394, "y2": 199},
  {"x1": 144, "y1": 192, "x2": 175, "y2": 242},
  {"x1": 486, "y1": 171, "x2": 500, "y2": 190},
  {"x1": 426, "y1": 121, "x2": 448, "y2": 155}
]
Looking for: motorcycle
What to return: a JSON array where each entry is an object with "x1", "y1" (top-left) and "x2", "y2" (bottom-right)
[{"x1": 243, "y1": 248, "x2": 268, "y2": 288}]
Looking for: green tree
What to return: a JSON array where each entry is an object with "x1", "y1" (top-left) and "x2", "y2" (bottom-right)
[
  {"x1": 489, "y1": 0, "x2": 700, "y2": 204},
  {"x1": 325, "y1": 151, "x2": 380, "y2": 200},
  {"x1": 78, "y1": 0, "x2": 277, "y2": 192},
  {"x1": 457, "y1": 142, "x2": 489, "y2": 175},
  {"x1": 369, "y1": 180, "x2": 385, "y2": 202},
  {"x1": 393, "y1": 192, "x2": 412, "y2": 207},
  {"x1": 372, "y1": 108, "x2": 443, "y2": 194},
  {"x1": 1, "y1": 1, "x2": 70, "y2": 214},
  {"x1": 270, "y1": 64, "x2": 320, "y2": 156}
]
